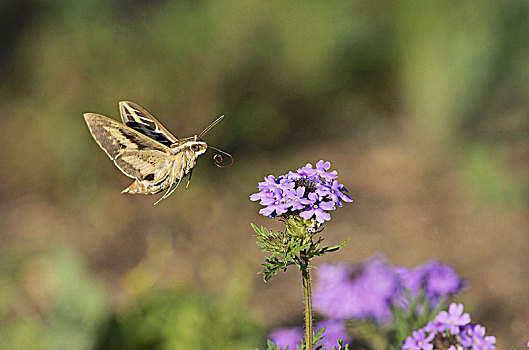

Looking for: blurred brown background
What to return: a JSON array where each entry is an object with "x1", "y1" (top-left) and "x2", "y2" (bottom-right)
[{"x1": 0, "y1": 0, "x2": 528, "y2": 349}]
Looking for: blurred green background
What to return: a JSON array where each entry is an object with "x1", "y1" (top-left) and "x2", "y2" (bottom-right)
[{"x1": 1, "y1": 0, "x2": 528, "y2": 349}]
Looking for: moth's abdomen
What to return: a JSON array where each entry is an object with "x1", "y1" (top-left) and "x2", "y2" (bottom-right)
[{"x1": 122, "y1": 180, "x2": 165, "y2": 195}]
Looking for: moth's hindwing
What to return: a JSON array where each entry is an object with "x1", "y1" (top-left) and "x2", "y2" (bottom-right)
[{"x1": 114, "y1": 150, "x2": 173, "y2": 183}]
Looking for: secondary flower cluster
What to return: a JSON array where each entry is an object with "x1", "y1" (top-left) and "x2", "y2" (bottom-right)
[
  {"x1": 268, "y1": 256, "x2": 467, "y2": 349},
  {"x1": 250, "y1": 160, "x2": 352, "y2": 224},
  {"x1": 312, "y1": 256, "x2": 467, "y2": 323},
  {"x1": 403, "y1": 303, "x2": 496, "y2": 350}
]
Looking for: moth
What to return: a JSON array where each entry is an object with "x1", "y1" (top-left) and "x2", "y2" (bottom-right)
[{"x1": 84, "y1": 101, "x2": 232, "y2": 205}]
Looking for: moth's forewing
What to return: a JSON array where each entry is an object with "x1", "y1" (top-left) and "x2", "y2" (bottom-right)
[
  {"x1": 83, "y1": 113, "x2": 174, "y2": 186},
  {"x1": 84, "y1": 113, "x2": 169, "y2": 159},
  {"x1": 119, "y1": 101, "x2": 178, "y2": 146}
]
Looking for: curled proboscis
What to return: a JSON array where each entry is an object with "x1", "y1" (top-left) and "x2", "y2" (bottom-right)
[{"x1": 209, "y1": 146, "x2": 234, "y2": 168}]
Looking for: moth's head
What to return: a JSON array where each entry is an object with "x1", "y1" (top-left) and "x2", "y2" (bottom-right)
[{"x1": 189, "y1": 140, "x2": 208, "y2": 155}]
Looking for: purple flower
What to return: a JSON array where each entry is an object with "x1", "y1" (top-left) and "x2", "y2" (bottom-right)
[
  {"x1": 300, "y1": 194, "x2": 335, "y2": 223},
  {"x1": 394, "y1": 261, "x2": 467, "y2": 309},
  {"x1": 296, "y1": 163, "x2": 318, "y2": 178},
  {"x1": 327, "y1": 180, "x2": 353, "y2": 207},
  {"x1": 258, "y1": 175, "x2": 280, "y2": 190},
  {"x1": 249, "y1": 191, "x2": 270, "y2": 204},
  {"x1": 285, "y1": 187, "x2": 310, "y2": 211},
  {"x1": 279, "y1": 177, "x2": 295, "y2": 191},
  {"x1": 250, "y1": 160, "x2": 352, "y2": 223},
  {"x1": 460, "y1": 325, "x2": 496, "y2": 350},
  {"x1": 315, "y1": 160, "x2": 338, "y2": 181},
  {"x1": 316, "y1": 320, "x2": 350, "y2": 348},
  {"x1": 314, "y1": 257, "x2": 466, "y2": 326},
  {"x1": 296, "y1": 161, "x2": 338, "y2": 182},
  {"x1": 424, "y1": 262, "x2": 467, "y2": 301},
  {"x1": 434, "y1": 303, "x2": 471, "y2": 334},
  {"x1": 269, "y1": 321, "x2": 351, "y2": 350},
  {"x1": 355, "y1": 257, "x2": 399, "y2": 323},
  {"x1": 424, "y1": 319, "x2": 444, "y2": 334},
  {"x1": 313, "y1": 264, "x2": 362, "y2": 319},
  {"x1": 402, "y1": 329, "x2": 435, "y2": 350},
  {"x1": 259, "y1": 198, "x2": 289, "y2": 217},
  {"x1": 313, "y1": 257, "x2": 399, "y2": 323},
  {"x1": 313, "y1": 263, "x2": 353, "y2": 287},
  {"x1": 251, "y1": 176, "x2": 282, "y2": 204},
  {"x1": 404, "y1": 304, "x2": 497, "y2": 350},
  {"x1": 269, "y1": 327, "x2": 302, "y2": 350}
]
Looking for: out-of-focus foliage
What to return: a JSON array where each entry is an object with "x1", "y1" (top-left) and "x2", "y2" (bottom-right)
[
  {"x1": 94, "y1": 289, "x2": 262, "y2": 350},
  {"x1": 0, "y1": 0, "x2": 528, "y2": 348},
  {"x1": 0, "y1": 246, "x2": 262, "y2": 350},
  {"x1": 0, "y1": 247, "x2": 108, "y2": 350}
]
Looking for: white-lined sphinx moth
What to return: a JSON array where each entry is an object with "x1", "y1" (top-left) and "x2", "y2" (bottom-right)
[{"x1": 84, "y1": 101, "x2": 232, "y2": 205}]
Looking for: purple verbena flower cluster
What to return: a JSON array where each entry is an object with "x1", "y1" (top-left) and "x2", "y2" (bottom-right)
[
  {"x1": 268, "y1": 255, "x2": 467, "y2": 349},
  {"x1": 312, "y1": 256, "x2": 467, "y2": 324},
  {"x1": 250, "y1": 160, "x2": 352, "y2": 224},
  {"x1": 395, "y1": 261, "x2": 469, "y2": 308},
  {"x1": 403, "y1": 303, "x2": 496, "y2": 350},
  {"x1": 312, "y1": 257, "x2": 398, "y2": 323}
]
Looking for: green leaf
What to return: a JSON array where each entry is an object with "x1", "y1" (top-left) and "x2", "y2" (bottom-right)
[
  {"x1": 265, "y1": 339, "x2": 282, "y2": 350},
  {"x1": 310, "y1": 238, "x2": 350, "y2": 259}
]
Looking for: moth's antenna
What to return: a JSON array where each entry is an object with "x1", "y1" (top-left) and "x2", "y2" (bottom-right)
[
  {"x1": 199, "y1": 115, "x2": 224, "y2": 138},
  {"x1": 208, "y1": 146, "x2": 234, "y2": 168}
]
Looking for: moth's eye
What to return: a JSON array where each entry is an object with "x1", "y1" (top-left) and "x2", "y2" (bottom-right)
[{"x1": 191, "y1": 144, "x2": 200, "y2": 152}]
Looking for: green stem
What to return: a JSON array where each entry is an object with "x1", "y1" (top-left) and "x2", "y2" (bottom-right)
[{"x1": 301, "y1": 249, "x2": 313, "y2": 350}]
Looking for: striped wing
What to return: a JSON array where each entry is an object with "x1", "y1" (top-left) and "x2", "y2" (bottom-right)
[
  {"x1": 84, "y1": 113, "x2": 172, "y2": 182},
  {"x1": 119, "y1": 101, "x2": 178, "y2": 147}
]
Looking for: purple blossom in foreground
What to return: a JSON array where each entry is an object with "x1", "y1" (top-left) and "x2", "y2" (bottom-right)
[
  {"x1": 402, "y1": 303, "x2": 496, "y2": 350},
  {"x1": 250, "y1": 160, "x2": 352, "y2": 223},
  {"x1": 402, "y1": 329, "x2": 435, "y2": 350},
  {"x1": 269, "y1": 327, "x2": 302, "y2": 350},
  {"x1": 460, "y1": 325, "x2": 496, "y2": 350},
  {"x1": 434, "y1": 303, "x2": 470, "y2": 334},
  {"x1": 268, "y1": 321, "x2": 350, "y2": 350},
  {"x1": 312, "y1": 256, "x2": 466, "y2": 325},
  {"x1": 395, "y1": 260, "x2": 468, "y2": 309},
  {"x1": 269, "y1": 255, "x2": 482, "y2": 350},
  {"x1": 313, "y1": 257, "x2": 398, "y2": 323},
  {"x1": 316, "y1": 320, "x2": 351, "y2": 349},
  {"x1": 424, "y1": 262, "x2": 468, "y2": 301}
]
